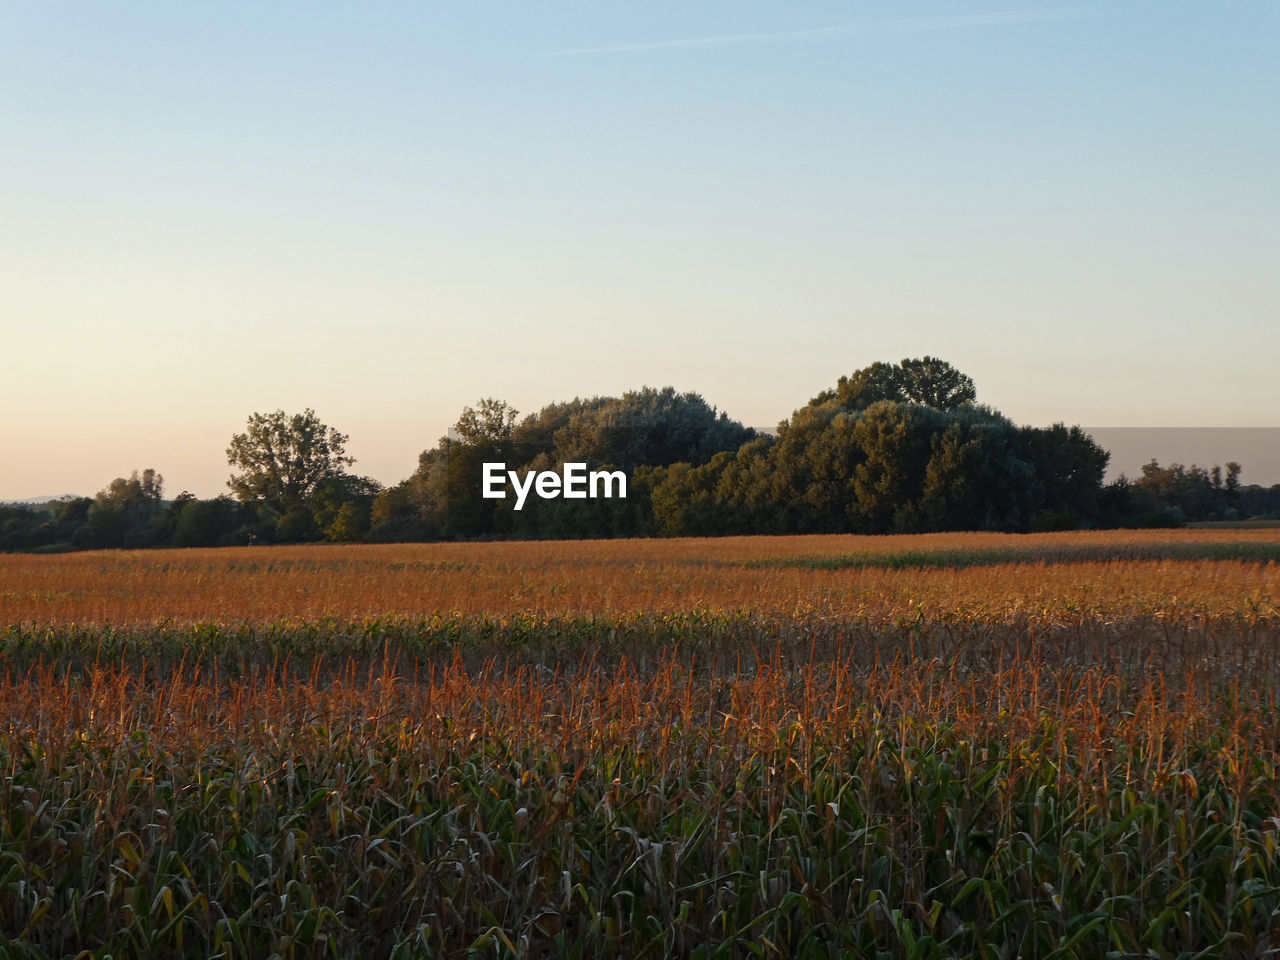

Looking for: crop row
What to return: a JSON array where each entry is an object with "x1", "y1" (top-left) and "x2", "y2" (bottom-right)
[
  {"x1": 4, "y1": 540, "x2": 1280, "y2": 628},
  {"x1": 4, "y1": 636, "x2": 1280, "y2": 958}
]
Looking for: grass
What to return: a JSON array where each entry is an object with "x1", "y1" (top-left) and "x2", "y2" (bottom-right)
[{"x1": 3, "y1": 531, "x2": 1280, "y2": 957}]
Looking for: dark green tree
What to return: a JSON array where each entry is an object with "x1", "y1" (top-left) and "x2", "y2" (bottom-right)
[
  {"x1": 87, "y1": 469, "x2": 166, "y2": 547},
  {"x1": 369, "y1": 482, "x2": 427, "y2": 541},
  {"x1": 898, "y1": 356, "x2": 977, "y2": 409},
  {"x1": 226, "y1": 409, "x2": 355, "y2": 517},
  {"x1": 833, "y1": 357, "x2": 976, "y2": 413},
  {"x1": 0, "y1": 505, "x2": 48, "y2": 551},
  {"x1": 1018, "y1": 424, "x2": 1110, "y2": 529},
  {"x1": 914, "y1": 414, "x2": 1030, "y2": 532},
  {"x1": 849, "y1": 403, "x2": 941, "y2": 531},
  {"x1": 548, "y1": 387, "x2": 753, "y2": 472},
  {"x1": 310, "y1": 474, "x2": 382, "y2": 542},
  {"x1": 452, "y1": 398, "x2": 519, "y2": 445},
  {"x1": 172, "y1": 495, "x2": 242, "y2": 547}
]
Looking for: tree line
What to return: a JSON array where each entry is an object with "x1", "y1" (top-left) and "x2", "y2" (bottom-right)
[{"x1": 4, "y1": 358, "x2": 1278, "y2": 552}]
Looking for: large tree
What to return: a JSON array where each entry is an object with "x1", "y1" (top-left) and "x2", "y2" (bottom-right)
[
  {"x1": 834, "y1": 356, "x2": 976, "y2": 412},
  {"x1": 87, "y1": 468, "x2": 167, "y2": 548},
  {"x1": 897, "y1": 356, "x2": 977, "y2": 410},
  {"x1": 226, "y1": 409, "x2": 354, "y2": 516},
  {"x1": 451, "y1": 397, "x2": 519, "y2": 445}
]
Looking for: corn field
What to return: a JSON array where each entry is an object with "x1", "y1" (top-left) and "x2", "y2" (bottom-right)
[{"x1": 3, "y1": 531, "x2": 1280, "y2": 957}]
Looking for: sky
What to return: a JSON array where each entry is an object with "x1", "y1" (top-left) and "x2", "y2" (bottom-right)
[{"x1": 3, "y1": 2, "x2": 1277, "y2": 499}]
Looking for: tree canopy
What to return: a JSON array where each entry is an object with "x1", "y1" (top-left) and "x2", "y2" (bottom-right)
[
  {"x1": 224, "y1": 409, "x2": 380, "y2": 542},
  {"x1": 227, "y1": 409, "x2": 355, "y2": 513},
  {"x1": 7, "y1": 357, "x2": 1278, "y2": 553}
]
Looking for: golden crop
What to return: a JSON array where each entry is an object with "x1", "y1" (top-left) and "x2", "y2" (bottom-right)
[
  {"x1": 4, "y1": 530, "x2": 1280, "y2": 957},
  {"x1": 3, "y1": 528, "x2": 1279, "y2": 626}
]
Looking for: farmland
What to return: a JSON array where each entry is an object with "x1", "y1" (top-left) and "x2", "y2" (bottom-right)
[{"x1": 4, "y1": 531, "x2": 1280, "y2": 958}]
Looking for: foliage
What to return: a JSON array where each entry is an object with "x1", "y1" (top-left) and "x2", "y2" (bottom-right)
[
  {"x1": 1134, "y1": 458, "x2": 1243, "y2": 523},
  {"x1": 8, "y1": 359, "x2": 1280, "y2": 552},
  {"x1": 452, "y1": 397, "x2": 519, "y2": 445},
  {"x1": 171, "y1": 494, "x2": 243, "y2": 548},
  {"x1": 310, "y1": 475, "x2": 382, "y2": 543},
  {"x1": 833, "y1": 355, "x2": 977, "y2": 412},
  {"x1": 226, "y1": 409, "x2": 355, "y2": 514},
  {"x1": 86, "y1": 469, "x2": 168, "y2": 548},
  {"x1": 400, "y1": 388, "x2": 756, "y2": 539}
]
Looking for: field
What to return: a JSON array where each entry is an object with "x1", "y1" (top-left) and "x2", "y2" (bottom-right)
[{"x1": 4, "y1": 531, "x2": 1280, "y2": 958}]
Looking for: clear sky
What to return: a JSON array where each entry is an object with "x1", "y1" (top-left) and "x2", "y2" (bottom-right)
[{"x1": 3, "y1": 2, "x2": 1277, "y2": 499}]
